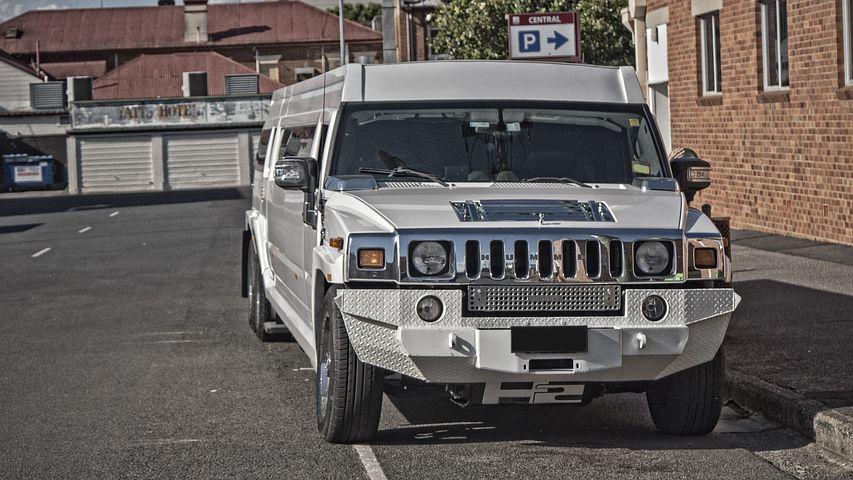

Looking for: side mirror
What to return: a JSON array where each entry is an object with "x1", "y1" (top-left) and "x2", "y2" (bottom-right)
[
  {"x1": 274, "y1": 156, "x2": 317, "y2": 191},
  {"x1": 254, "y1": 151, "x2": 265, "y2": 167},
  {"x1": 670, "y1": 148, "x2": 711, "y2": 204}
]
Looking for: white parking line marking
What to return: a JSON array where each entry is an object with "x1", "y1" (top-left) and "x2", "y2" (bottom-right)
[
  {"x1": 109, "y1": 211, "x2": 119, "y2": 217},
  {"x1": 31, "y1": 247, "x2": 51, "y2": 258},
  {"x1": 292, "y1": 367, "x2": 314, "y2": 371},
  {"x1": 135, "y1": 331, "x2": 199, "y2": 336},
  {"x1": 78, "y1": 226, "x2": 92, "y2": 234},
  {"x1": 150, "y1": 340, "x2": 198, "y2": 344},
  {"x1": 67, "y1": 204, "x2": 111, "y2": 212},
  {"x1": 353, "y1": 444, "x2": 388, "y2": 480}
]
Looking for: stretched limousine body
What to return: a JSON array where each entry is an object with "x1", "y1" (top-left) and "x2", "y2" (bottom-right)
[{"x1": 242, "y1": 61, "x2": 739, "y2": 443}]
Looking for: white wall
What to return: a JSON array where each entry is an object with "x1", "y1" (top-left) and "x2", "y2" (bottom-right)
[
  {"x1": 0, "y1": 115, "x2": 66, "y2": 137},
  {"x1": 0, "y1": 60, "x2": 38, "y2": 112}
]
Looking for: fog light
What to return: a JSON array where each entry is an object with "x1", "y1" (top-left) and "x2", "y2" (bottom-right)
[
  {"x1": 357, "y1": 249, "x2": 385, "y2": 269},
  {"x1": 416, "y1": 296, "x2": 443, "y2": 322},
  {"x1": 641, "y1": 295, "x2": 667, "y2": 322},
  {"x1": 694, "y1": 248, "x2": 718, "y2": 269}
]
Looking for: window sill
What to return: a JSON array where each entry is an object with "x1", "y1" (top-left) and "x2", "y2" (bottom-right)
[
  {"x1": 696, "y1": 95, "x2": 723, "y2": 106},
  {"x1": 757, "y1": 90, "x2": 790, "y2": 103},
  {"x1": 837, "y1": 86, "x2": 853, "y2": 100}
]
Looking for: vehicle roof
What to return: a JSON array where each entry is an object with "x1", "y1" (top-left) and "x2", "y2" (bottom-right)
[{"x1": 264, "y1": 61, "x2": 645, "y2": 129}]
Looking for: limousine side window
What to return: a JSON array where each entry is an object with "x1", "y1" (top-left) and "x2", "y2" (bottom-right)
[{"x1": 255, "y1": 128, "x2": 272, "y2": 170}]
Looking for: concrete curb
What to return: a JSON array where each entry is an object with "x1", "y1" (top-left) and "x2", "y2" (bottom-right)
[{"x1": 726, "y1": 368, "x2": 852, "y2": 460}]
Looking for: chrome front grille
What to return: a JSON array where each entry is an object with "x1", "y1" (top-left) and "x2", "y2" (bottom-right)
[
  {"x1": 467, "y1": 284, "x2": 622, "y2": 313},
  {"x1": 396, "y1": 230, "x2": 685, "y2": 284},
  {"x1": 463, "y1": 238, "x2": 618, "y2": 282}
]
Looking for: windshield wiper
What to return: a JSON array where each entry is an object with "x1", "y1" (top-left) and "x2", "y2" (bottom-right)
[
  {"x1": 523, "y1": 176, "x2": 591, "y2": 188},
  {"x1": 359, "y1": 167, "x2": 450, "y2": 187}
]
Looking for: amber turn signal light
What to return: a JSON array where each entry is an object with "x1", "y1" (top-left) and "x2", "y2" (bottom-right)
[
  {"x1": 358, "y1": 249, "x2": 385, "y2": 269},
  {"x1": 694, "y1": 248, "x2": 718, "y2": 269},
  {"x1": 329, "y1": 237, "x2": 344, "y2": 250}
]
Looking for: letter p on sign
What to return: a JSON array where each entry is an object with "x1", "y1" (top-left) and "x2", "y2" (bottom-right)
[{"x1": 518, "y1": 30, "x2": 540, "y2": 53}]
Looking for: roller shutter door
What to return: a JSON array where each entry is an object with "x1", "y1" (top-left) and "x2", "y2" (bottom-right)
[
  {"x1": 165, "y1": 133, "x2": 240, "y2": 189},
  {"x1": 78, "y1": 136, "x2": 154, "y2": 193}
]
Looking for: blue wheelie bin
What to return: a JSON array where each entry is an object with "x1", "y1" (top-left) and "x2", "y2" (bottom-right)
[{"x1": 2, "y1": 154, "x2": 55, "y2": 191}]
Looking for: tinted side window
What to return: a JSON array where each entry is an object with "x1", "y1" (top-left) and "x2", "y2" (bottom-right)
[
  {"x1": 280, "y1": 126, "x2": 316, "y2": 158},
  {"x1": 255, "y1": 128, "x2": 272, "y2": 170}
]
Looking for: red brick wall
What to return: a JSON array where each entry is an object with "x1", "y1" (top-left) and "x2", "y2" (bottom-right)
[{"x1": 646, "y1": 0, "x2": 853, "y2": 245}]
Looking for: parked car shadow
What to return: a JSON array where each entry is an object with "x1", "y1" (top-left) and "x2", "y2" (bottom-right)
[
  {"x1": 0, "y1": 187, "x2": 251, "y2": 217},
  {"x1": 376, "y1": 384, "x2": 807, "y2": 452},
  {"x1": 727, "y1": 279, "x2": 853, "y2": 408}
]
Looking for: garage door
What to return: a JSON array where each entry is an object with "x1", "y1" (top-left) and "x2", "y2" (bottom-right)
[
  {"x1": 165, "y1": 133, "x2": 240, "y2": 189},
  {"x1": 78, "y1": 136, "x2": 154, "y2": 193}
]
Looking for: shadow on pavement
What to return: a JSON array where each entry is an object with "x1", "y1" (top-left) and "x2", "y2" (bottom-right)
[
  {"x1": 0, "y1": 187, "x2": 250, "y2": 217},
  {"x1": 727, "y1": 279, "x2": 853, "y2": 408},
  {"x1": 378, "y1": 385, "x2": 807, "y2": 451}
]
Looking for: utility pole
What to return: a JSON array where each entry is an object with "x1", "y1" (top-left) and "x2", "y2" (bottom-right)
[{"x1": 338, "y1": 0, "x2": 346, "y2": 65}]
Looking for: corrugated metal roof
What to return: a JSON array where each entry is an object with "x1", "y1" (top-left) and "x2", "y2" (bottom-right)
[
  {"x1": 92, "y1": 51, "x2": 283, "y2": 100},
  {"x1": 40, "y1": 61, "x2": 107, "y2": 79},
  {"x1": 0, "y1": 1, "x2": 381, "y2": 55}
]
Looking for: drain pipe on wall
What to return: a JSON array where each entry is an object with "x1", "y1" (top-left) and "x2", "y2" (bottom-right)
[{"x1": 622, "y1": 0, "x2": 648, "y2": 100}]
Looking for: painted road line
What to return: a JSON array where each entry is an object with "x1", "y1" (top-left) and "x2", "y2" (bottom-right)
[
  {"x1": 352, "y1": 445, "x2": 388, "y2": 480},
  {"x1": 78, "y1": 226, "x2": 92, "y2": 234},
  {"x1": 67, "y1": 204, "x2": 111, "y2": 212},
  {"x1": 109, "y1": 211, "x2": 119, "y2": 217},
  {"x1": 31, "y1": 247, "x2": 51, "y2": 258}
]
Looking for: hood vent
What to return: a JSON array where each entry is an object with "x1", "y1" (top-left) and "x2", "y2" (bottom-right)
[{"x1": 451, "y1": 199, "x2": 615, "y2": 223}]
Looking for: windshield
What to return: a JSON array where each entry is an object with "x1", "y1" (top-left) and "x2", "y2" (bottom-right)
[{"x1": 331, "y1": 104, "x2": 666, "y2": 184}]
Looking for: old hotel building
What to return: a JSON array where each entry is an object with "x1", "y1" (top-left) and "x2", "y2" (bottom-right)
[
  {"x1": 624, "y1": 0, "x2": 853, "y2": 245},
  {"x1": 0, "y1": 0, "x2": 383, "y2": 193}
]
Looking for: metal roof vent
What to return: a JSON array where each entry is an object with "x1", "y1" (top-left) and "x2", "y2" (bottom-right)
[
  {"x1": 30, "y1": 81, "x2": 67, "y2": 110},
  {"x1": 225, "y1": 74, "x2": 259, "y2": 95},
  {"x1": 5, "y1": 27, "x2": 21, "y2": 39}
]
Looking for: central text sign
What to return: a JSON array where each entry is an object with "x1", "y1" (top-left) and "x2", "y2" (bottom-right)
[{"x1": 507, "y1": 12, "x2": 581, "y2": 62}]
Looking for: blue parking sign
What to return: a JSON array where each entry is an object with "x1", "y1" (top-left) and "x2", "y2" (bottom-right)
[{"x1": 518, "y1": 30, "x2": 540, "y2": 53}]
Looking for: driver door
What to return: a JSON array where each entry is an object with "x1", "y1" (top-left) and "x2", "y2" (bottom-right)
[{"x1": 265, "y1": 125, "x2": 317, "y2": 322}]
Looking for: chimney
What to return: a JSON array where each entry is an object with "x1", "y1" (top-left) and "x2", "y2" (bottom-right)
[{"x1": 184, "y1": 0, "x2": 209, "y2": 44}]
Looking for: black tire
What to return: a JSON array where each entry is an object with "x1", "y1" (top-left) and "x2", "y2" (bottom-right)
[
  {"x1": 316, "y1": 286, "x2": 384, "y2": 443},
  {"x1": 646, "y1": 348, "x2": 724, "y2": 435},
  {"x1": 247, "y1": 243, "x2": 274, "y2": 341}
]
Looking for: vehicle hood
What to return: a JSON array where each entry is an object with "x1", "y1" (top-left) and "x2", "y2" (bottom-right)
[{"x1": 328, "y1": 184, "x2": 685, "y2": 233}]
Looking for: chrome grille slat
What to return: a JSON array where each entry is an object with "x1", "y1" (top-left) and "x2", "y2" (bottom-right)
[{"x1": 467, "y1": 285, "x2": 622, "y2": 313}]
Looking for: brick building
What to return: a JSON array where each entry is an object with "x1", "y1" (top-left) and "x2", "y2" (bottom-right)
[{"x1": 624, "y1": 0, "x2": 853, "y2": 245}]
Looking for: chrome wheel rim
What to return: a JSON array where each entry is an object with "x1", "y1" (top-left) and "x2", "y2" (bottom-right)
[{"x1": 318, "y1": 322, "x2": 332, "y2": 421}]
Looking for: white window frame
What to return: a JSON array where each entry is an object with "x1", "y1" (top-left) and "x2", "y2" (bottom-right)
[
  {"x1": 844, "y1": 0, "x2": 852, "y2": 85},
  {"x1": 761, "y1": 0, "x2": 790, "y2": 91},
  {"x1": 699, "y1": 11, "x2": 722, "y2": 95}
]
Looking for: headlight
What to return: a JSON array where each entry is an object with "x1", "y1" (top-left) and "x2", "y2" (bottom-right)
[
  {"x1": 410, "y1": 241, "x2": 449, "y2": 276},
  {"x1": 635, "y1": 241, "x2": 672, "y2": 276}
]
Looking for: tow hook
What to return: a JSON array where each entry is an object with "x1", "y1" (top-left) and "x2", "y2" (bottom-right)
[{"x1": 446, "y1": 384, "x2": 472, "y2": 407}]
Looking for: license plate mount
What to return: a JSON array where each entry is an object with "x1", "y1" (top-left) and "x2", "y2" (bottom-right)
[{"x1": 511, "y1": 326, "x2": 588, "y2": 354}]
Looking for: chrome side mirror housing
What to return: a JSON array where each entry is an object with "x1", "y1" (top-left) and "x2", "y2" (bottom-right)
[{"x1": 274, "y1": 156, "x2": 317, "y2": 192}]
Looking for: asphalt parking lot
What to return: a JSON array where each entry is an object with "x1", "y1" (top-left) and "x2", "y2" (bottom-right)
[{"x1": 1, "y1": 189, "x2": 850, "y2": 480}]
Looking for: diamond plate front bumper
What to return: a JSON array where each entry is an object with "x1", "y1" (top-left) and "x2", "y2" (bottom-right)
[{"x1": 335, "y1": 288, "x2": 740, "y2": 383}]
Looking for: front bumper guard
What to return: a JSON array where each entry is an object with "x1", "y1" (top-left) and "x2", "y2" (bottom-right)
[{"x1": 335, "y1": 288, "x2": 740, "y2": 383}]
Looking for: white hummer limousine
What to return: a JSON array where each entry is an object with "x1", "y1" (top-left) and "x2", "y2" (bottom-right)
[{"x1": 242, "y1": 61, "x2": 740, "y2": 443}]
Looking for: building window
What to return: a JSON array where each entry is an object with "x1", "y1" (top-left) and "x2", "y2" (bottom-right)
[
  {"x1": 761, "y1": 0, "x2": 789, "y2": 90},
  {"x1": 845, "y1": 0, "x2": 853, "y2": 85},
  {"x1": 699, "y1": 11, "x2": 722, "y2": 94}
]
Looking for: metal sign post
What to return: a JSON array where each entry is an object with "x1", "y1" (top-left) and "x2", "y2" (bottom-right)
[{"x1": 507, "y1": 12, "x2": 582, "y2": 62}]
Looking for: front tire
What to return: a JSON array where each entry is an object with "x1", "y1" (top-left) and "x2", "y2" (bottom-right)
[
  {"x1": 247, "y1": 243, "x2": 274, "y2": 341},
  {"x1": 646, "y1": 348, "x2": 724, "y2": 435},
  {"x1": 316, "y1": 287, "x2": 384, "y2": 443}
]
